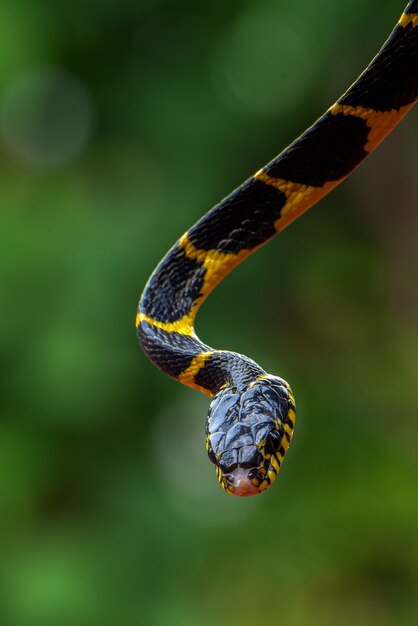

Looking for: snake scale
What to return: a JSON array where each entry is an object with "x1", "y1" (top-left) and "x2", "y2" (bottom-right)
[{"x1": 136, "y1": 2, "x2": 418, "y2": 496}]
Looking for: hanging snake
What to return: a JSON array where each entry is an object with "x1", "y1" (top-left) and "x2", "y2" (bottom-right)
[{"x1": 136, "y1": 2, "x2": 418, "y2": 496}]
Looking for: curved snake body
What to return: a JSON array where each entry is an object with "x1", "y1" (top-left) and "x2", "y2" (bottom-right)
[{"x1": 137, "y1": 2, "x2": 418, "y2": 496}]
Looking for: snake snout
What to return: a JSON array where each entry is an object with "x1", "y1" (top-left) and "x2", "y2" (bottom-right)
[{"x1": 227, "y1": 467, "x2": 260, "y2": 496}]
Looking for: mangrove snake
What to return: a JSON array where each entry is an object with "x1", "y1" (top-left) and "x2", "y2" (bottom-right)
[{"x1": 136, "y1": 2, "x2": 418, "y2": 496}]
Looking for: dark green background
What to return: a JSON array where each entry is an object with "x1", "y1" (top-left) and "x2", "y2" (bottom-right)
[{"x1": 1, "y1": 1, "x2": 417, "y2": 625}]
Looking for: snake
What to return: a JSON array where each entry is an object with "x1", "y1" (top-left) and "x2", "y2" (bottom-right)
[{"x1": 136, "y1": 1, "x2": 418, "y2": 496}]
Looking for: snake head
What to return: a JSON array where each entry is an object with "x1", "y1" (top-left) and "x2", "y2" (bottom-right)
[{"x1": 205, "y1": 374, "x2": 296, "y2": 496}]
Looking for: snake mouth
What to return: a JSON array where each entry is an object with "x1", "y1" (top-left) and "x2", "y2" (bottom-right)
[{"x1": 224, "y1": 467, "x2": 261, "y2": 496}]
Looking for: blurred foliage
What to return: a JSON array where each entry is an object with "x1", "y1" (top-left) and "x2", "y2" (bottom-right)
[{"x1": 0, "y1": 0, "x2": 417, "y2": 625}]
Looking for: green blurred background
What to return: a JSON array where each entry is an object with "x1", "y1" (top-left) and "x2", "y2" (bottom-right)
[{"x1": 1, "y1": 0, "x2": 417, "y2": 624}]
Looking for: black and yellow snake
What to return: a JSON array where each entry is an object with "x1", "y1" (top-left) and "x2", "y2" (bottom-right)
[{"x1": 136, "y1": 2, "x2": 418, "y2": 496}]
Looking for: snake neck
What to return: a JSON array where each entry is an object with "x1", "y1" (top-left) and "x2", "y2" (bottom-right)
[
  {"x1": 136, "y1": 234, "x2": 268, "y2": 395},
  {"x1": 137, "y1": 315, "x2": 265, "y2": 396},
  {"x1": 187, "y1": 350, "x2": 266, "y2": 396}
]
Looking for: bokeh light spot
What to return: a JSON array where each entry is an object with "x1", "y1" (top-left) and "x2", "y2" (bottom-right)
[
  {"x1": 0, "y1": 65, "x2": 93, "y2": 168},
  {"x1": 216, "y1": 8, "x2": 317, "y2": 116}
]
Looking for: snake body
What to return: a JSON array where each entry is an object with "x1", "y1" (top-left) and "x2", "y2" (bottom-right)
[{"x1": 137, "y1": 2, "x2": 418, "y2": 496}]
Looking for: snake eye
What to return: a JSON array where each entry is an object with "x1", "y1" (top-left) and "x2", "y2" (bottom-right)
[
  {"x1": 207, "y1": 446, "x2": 217, "y2": 465},
  {"x1": 264, "y1": 430, "x2": 282, "y2": 455},
  {"x1": 248, "y1": 468, "x2": 261, "y2": 481}
]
